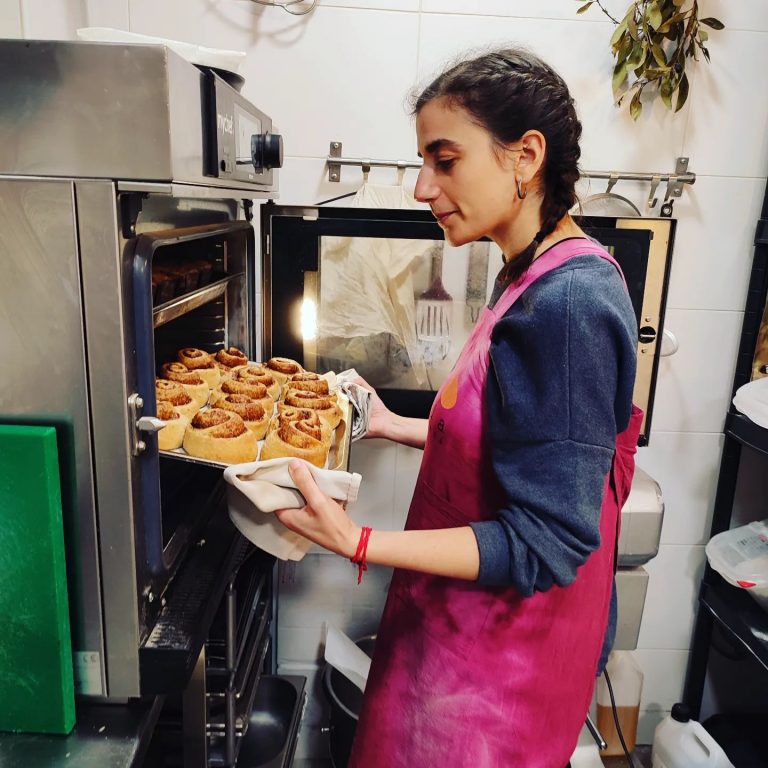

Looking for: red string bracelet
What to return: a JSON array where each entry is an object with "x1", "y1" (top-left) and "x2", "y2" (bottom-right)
[{"x1": 350, "y1": 526, "x2": 372, "y2": 584}]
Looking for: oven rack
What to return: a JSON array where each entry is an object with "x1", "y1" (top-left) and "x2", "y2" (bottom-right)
[{"x1": 153, "y1": 272, "x2": 245, "y2": 329}]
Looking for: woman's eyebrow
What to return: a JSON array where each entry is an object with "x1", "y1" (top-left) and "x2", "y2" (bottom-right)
[{"x1": 417, "y1": 138, "x2": 461, "y2": 158}]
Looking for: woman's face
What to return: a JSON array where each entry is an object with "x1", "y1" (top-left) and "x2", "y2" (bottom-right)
[{"x1": 415, "y1": 96, "x2": 521, "y2": 247}]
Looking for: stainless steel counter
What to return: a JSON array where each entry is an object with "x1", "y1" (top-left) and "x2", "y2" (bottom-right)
[{"x1": 0, "y1": 697, "x2": 163, "y2": 767}]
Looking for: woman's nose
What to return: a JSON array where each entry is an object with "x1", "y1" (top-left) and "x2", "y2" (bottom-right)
[{"x1": 414, "y1": 166, "x2": 439, "y2": 203}]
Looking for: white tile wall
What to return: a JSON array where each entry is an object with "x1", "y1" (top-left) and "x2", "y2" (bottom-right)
[
  {"x1": 0, "y1": 0, "x2": 23, "y2": 37},
  {"x1": 664, "y1": 175, "x2": 766, "y2": 312},
  {"x1": 20, "y1": 0, "x2": 84, "y2": 38},
  {"x1": 16, "y1": 0, "x2": 768, "y2": 754},
  {"x1": 636, "y1": 432, "x2": 724, "y2": 546},
  {"x1": 636, "y1": 545, "x2": 707, "y2": 650},
  {"x1": 651, "y1": 308, "x2": 742, "y2": 433},
  {"x1": 684, "y1": 29, "x2": 768, "y2": 178}
]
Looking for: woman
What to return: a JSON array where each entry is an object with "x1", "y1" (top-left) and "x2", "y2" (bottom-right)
[{"x1": 276, "y1": 47, "x2": 642, "y2": 768}]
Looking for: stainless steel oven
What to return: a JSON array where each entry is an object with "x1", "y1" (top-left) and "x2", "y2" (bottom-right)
[{"x1": 0, "y1": 39, "x2": 284, "y2": 712}]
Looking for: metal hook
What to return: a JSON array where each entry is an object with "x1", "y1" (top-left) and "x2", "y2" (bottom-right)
[
  {"x1": 362, "y1": 161, "x2": 371, "y2": 184},
  {"x1": 647, "y1": 174, "x2": 661, "y2": 209},
  {"x1": 606, "y1": 173, "x2": 620, "y2": 194}
]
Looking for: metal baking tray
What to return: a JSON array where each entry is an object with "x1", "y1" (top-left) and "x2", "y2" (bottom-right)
[{"x1": 159, "y1": 395, "x2": 352, "y2": 472}]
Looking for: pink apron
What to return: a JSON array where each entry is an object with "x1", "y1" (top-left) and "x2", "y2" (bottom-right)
[{"x1": 349, "y1": 239, "x2": 643, "y2": 768}]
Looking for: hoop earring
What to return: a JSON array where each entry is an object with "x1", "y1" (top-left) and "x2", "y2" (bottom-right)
[{"x1": 516, "y1": 178, "x2": 527, "y2": 200}]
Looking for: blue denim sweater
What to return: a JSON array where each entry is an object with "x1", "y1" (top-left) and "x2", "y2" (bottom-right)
[{"x1": 468, "y1": 253, "x2": 637, "y2": 668}]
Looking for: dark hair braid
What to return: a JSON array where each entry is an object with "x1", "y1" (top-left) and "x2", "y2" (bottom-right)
[{"x1": 412, "y1": 48, "x2": 582, "y2": 285}]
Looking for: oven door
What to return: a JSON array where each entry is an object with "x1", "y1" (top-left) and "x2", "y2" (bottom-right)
[
  {"x1": 261, "y1": 204, "x2": 674, "y2": 445},
  {"x1": 128, "y1": 217, "x2": 256, "y2": 672}
]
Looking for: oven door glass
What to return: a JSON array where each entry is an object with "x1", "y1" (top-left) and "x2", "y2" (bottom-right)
[{"x1": 263, "y1": 205, "x2": 674, "y2": 444}]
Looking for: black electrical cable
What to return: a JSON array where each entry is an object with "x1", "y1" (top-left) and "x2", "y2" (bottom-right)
[
  {"x1": 315, "y1": 191, "x2": 357, "y2": 206},
  {"x1": 602, "y1": 668, "x2": 638, "y2": 768}
]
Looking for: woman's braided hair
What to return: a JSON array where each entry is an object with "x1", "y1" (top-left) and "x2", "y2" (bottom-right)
[{"x1": 412, "y1": 48, "x2": 582, "y2": 285}]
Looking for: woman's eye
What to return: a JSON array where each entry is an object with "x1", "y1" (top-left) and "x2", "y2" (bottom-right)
[{"x1": 436, "y1": 158, "x2": 455, "y2": 171}]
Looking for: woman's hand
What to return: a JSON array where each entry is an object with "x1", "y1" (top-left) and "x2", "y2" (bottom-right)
[
  {"x1": 274, "y1": 460, "x2": 361, "y2": 557},
  {"x1": 353, "y1": 375, "x2": 429, "y2": 449},
  {"x1": 352, "y1": 375, "x2": 395, "y2": 440}
]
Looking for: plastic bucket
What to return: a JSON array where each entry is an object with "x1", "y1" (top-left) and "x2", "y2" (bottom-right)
[{"x1": 322, "y1": 635, "x2": 375, "y2": 768}]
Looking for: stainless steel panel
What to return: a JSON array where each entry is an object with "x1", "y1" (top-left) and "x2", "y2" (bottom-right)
[
  {"x1": 75, "y1": 180, "x2": 141, "y2": 697},
  {"x1": 0, "y1": 40, "x2": 277, "y2": 195},
  {"x1": 0, "y1": 178, "x2": 106, "y2": 693},
  {"x1": 0, "y1": 41, "x2": 173, "y2": 180}
]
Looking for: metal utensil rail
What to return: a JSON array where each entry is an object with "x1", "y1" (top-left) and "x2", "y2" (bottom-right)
[{"x1": 326, "y1": 142, "x2": 695, "y2": 216}]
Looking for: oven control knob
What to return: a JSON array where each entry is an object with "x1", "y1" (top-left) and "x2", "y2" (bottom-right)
[{"x1": 251, "y1": 132, "x2": 284, "y2": 171}]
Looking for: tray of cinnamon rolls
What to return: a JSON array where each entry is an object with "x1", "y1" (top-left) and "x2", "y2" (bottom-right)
[{"x1": 155, "y1": 347, "x2": 351, "y2": 471}]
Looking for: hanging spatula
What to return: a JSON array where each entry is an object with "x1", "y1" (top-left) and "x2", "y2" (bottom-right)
[
  {"x1": 466, "y1": 240, "x2": 490, "y2": 324},
  {"x1": 416, "y1": 242, "x2": 452, "y2": 362}
]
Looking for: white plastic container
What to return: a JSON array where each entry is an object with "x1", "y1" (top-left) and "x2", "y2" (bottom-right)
[
  {"x1": 652, "y1": 704, "x2": 734, "y2": 768},
  {"x1": 705, "y1": 518, "x2": 768, "y2": 613},
  {"x1": 596, "y1": 651, "x2": 643, "y2": 756}
]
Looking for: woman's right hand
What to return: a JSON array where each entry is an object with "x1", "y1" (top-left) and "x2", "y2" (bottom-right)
[{"x1": 352, "y1": 375, "x2": 395, "y2": 440}]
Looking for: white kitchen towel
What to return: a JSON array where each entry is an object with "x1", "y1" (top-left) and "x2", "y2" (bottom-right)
[
  {"x1": 335, "y1": 368, "x2": 372, "y2": 441},
  {"x1": 733, "y1": 378, "x2": 768, "y2": 429},
  {"x1": 223, "y1": 458, "x2": 362, "y2": 561}
]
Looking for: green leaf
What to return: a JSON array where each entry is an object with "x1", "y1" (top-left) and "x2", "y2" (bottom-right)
[
  {"x1": 627, "y1": 42, "x2": 645, "y2": 68},
  {"x1": 675, "y1": 72, "x2": 689, "y2": 112},
  {"x1": 612, "y1": 61, "x2": 629, "y2": 96},
  {"x1": 699, "y1": 29, "x2": 709, "y2": 42},
  {"x1": 658, "y1": 11, "x2": 687, "y2": 33},
  {"x1": 630, "y1": 90, "x2": 643, "y2": 120},
  {"x1": 628, "y1": 14, "x2": 639, "y2": 40},
  {"x1": 647, "y1": 4, "x2": 663, "y2": 30},
  {"x1": 651, "y1": 42, "x2": 667, "y2": 65},
  {"x1": 610, "y1": 18, "x2": 628, "y2": 48},
  {"x1": 660, "y1": 76, "x2": 674, "y2": 110},
  {"x1": 576, "y1": 1, "x2": 594, "y2": 14},
  {"x1": 700, "y1": 17, "x2": 725, "y2": 30}
]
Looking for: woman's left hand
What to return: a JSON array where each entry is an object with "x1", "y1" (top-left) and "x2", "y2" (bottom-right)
[{"x1": 274, "y1": 460, "x2": 361, "y2": 558}]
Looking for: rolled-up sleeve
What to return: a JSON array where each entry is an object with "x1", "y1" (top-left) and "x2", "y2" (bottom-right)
[{"x1": 470, "y1": 260, "x2": 637, "y2": 593}]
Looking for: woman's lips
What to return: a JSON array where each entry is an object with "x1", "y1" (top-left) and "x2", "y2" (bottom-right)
[{"x1": 434, "y1": 211, "x2": 456, "y2": 225}]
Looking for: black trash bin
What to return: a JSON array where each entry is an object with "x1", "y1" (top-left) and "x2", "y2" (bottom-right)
[{"x1": 322, "y1": 636, "x2": 375, "y2": 768}]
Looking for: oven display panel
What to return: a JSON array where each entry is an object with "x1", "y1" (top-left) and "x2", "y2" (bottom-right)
[{"x1": 236, "y1": 105, "x2": 262, "y2": 173}]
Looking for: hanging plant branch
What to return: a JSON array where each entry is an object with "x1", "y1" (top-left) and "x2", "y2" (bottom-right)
[{"x1": 576, "y1": 0, "x2": 724, "y2": 120}]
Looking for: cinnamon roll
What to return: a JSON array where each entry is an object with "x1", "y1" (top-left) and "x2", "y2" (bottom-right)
[
  {"x1": 279, "y1": 389, "x2": 342, "y2": 430},
  {"x1": 212, "y1": 377, "x2": 276, "y2": 411},
  {"x1": 215, "y1": 394, "x2": 271, "y2": 439},
  {"x1": 215, "y1": 346, "x2": 249, "y2": 376},
  {"x1": 265, "y1": 356, "x2": 304, "y2": 385},
  {"x1": 261, "y1": 407, "x2": 331, "y2": 468},
  {"x1": 284, "y1": 372, "x2": 331, "y2": 397},
  {"x1": 228, "y1": 364, "x2": 281, "y2": 400},
  {"x1": 182, "y1": 408, "x2": 258, "y2": 464},
  {"x1": 155, "y1": 379, "x2": 200, "y2": 420},
  {"x1": 160, "y1": 362, "x2": 210, "y2": 408},
  {"x1": 156, "y1": 400, "x2": 188, "y2": 451},
  {"x1": 177, "y1": 347, "x2": 220, "y2": 389}
]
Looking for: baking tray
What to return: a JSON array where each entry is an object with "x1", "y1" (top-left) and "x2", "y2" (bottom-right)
[{"x1": 159, "y1": 394, "x2": 352, "y2": 472}]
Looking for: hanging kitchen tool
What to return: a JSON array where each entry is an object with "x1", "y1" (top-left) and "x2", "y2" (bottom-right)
[
  {"x1": 416, "y1": 242, "x2": 452, "y2": 364},
  {"x1": 466, "y1": 241, "x2": 490, "y2": 323}
]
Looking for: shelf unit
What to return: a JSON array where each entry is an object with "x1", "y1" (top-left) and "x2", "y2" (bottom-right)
[{"x1": 683, "y1": 181, "x2": 768, "y2": 715}]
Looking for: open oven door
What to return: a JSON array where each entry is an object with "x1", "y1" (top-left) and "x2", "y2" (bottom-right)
[{"x1": 261, "y1": 204, "x2": 675, "y2": 445}]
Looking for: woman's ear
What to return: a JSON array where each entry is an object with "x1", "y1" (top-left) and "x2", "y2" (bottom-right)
[{"x1": 516, "y1": 130, "x2": 546, "y2": 185}]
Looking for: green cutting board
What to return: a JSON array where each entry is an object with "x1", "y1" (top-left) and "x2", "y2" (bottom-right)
[{"x1": 0, "y1": 425, "x2": 75, "y2": 734}]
